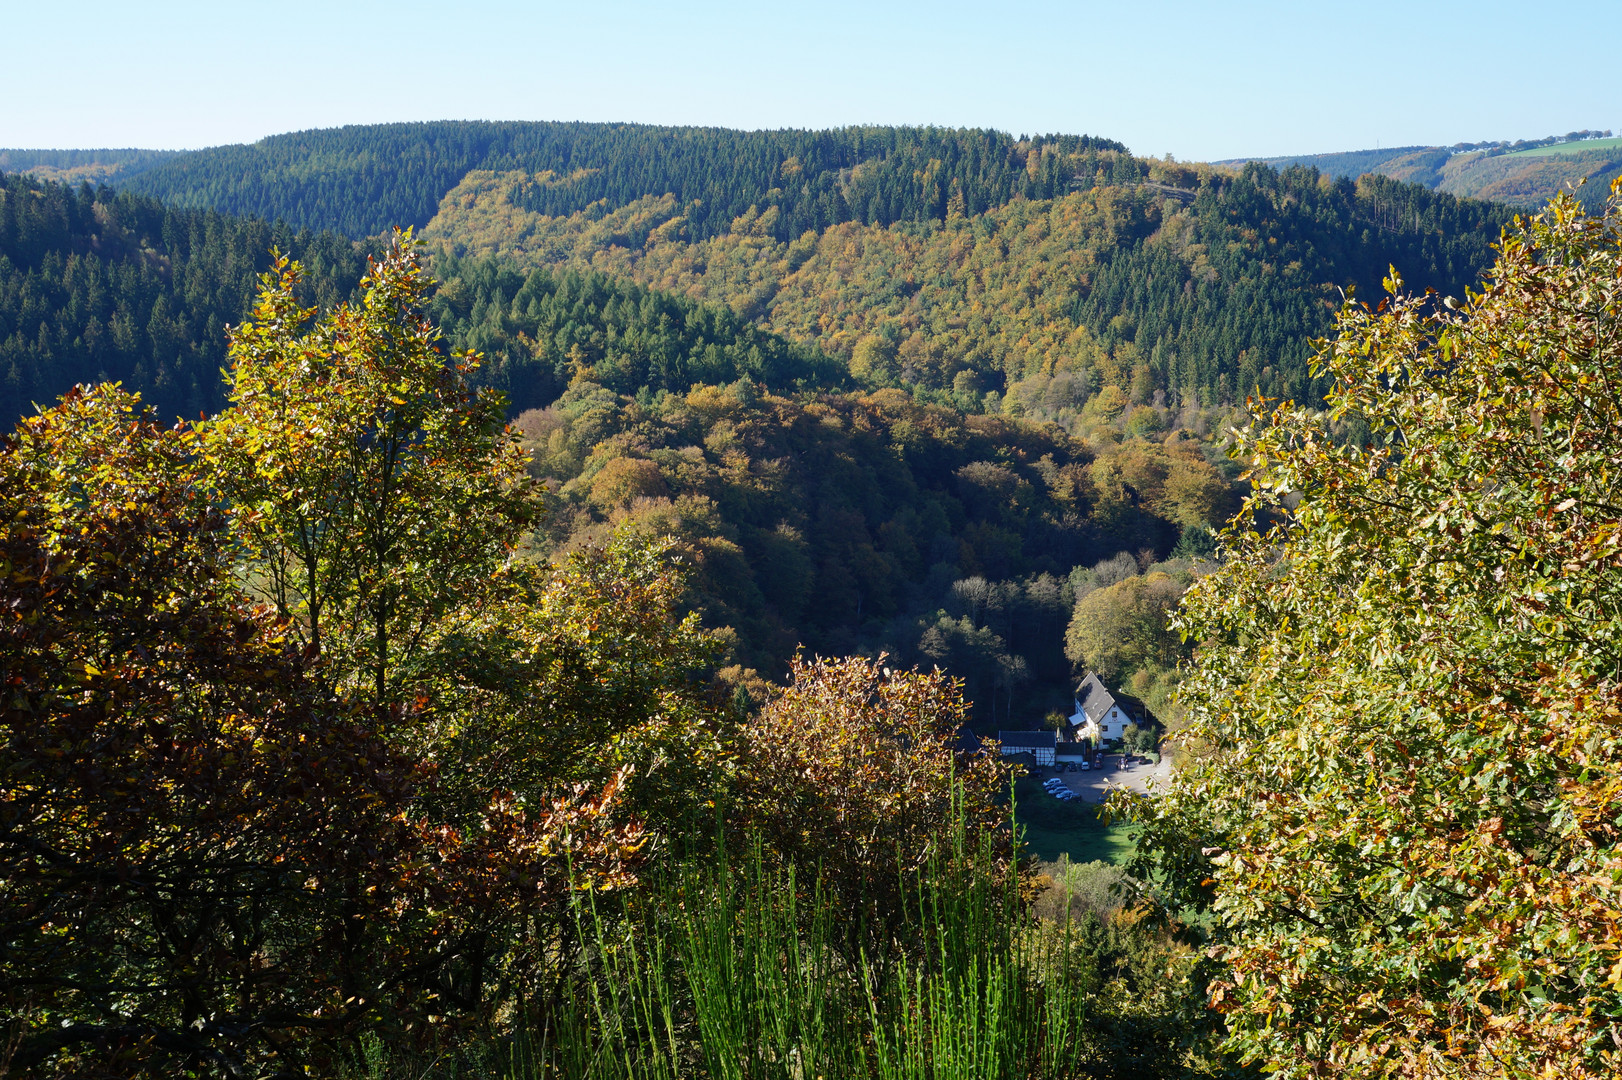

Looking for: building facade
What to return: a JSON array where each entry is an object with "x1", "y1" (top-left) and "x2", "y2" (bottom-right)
[
  {"x1": 1068, "y1": 671, "x2": 1144, "y2": 744},
  {"x1": 997, "y1": 730, "x2": 1056, "y2": 766}
]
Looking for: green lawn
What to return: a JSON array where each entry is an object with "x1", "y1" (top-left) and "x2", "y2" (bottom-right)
[
  {"x1": 1507, "y1": 137, "x2": 1622, "y2": 158},
  {"x1": 1010, "y1": 774, "x2": 1139, "y2": 865}
]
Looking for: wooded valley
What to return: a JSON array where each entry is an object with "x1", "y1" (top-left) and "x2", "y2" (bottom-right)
[{"x1": 5, "y1": 119, "x2": 1620, "y2": 1079}]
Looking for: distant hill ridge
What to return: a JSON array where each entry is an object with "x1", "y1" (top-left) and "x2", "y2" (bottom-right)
[
  {"x1": 0, "y1": 147, "x2": 179, "y2": 186},
  {"x1": 1, "y1": 120, "x2": 1517, "y2": 416},
  {"x1": 12, "y1": 122, "x2": 1610, "y2": 231},
  {"x1": 1223, "y1": 130, "x2": 1622, "y2": 209},
  {"x1": 4, "y1": 121, "x2": 1130, "y2": 241}
]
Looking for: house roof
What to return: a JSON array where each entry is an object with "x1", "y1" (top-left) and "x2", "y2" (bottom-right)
[
  {"x1": 1072, "y1": 671, "x2": 1121, "y2": 725},
  {"x1": 998, "y1": 730, "x2": 1057, "y2": 749},
  {"x1": 1071, "y1": 671, "x2": 1150, "y2": 727}
]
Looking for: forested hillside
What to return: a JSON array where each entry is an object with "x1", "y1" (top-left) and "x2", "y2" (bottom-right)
[
  {"x1": 493, "y1": 375, "x2": 1232, "y2": 712},
  {"x1": 0, "y1": 125, "x2": 1513, "y2": 722},
  {"x1": 426, "y1": 161, "x2": 1511, "y2": 410},
  {"x1": 1437, "y1": 144, "x2": 1622, "y2": 209},
  {"x1": 0, "y1": 172, "x2": 1217, "y2": 718},
  {"x1": 1, "y1": 120, "x2": 1512, "y2": 720},
  {"x1": 0, "y1": 173, "x2": 852, "y2": 425},
  {"x1": 13, "y1": 122, "x2": 1513, "y2": 418},
  {"x1": 429, "y1": 255, "x2": 845, "y2": 411},
  {"x1": 0, "y1": 172, "x2": 363, "y2": 422},
  {"x1": 110, "y1": 121, "x2": 1127, "y2": 240},
  {"x1": 425, "y1": 254, "x2": 1237, "y2": 715}
]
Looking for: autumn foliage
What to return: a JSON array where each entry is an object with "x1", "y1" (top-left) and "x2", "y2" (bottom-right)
[
  {"x1": 0, "y1": 232, "x2": 1051, "y2": 1078},
  {"x1": 735, "y1": 654, "x2": 1015, "y2": 946},
  {"x1": 1133, "y1": 186, "x2": 1622, "y2": 1078},
  {"x1": 0, "y1": 244, "x2": 646, "y2": 1076}
]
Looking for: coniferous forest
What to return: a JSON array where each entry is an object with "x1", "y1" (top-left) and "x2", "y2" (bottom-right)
[
  {"x1": 0, "y1": 172, "x2": 364, "y2": 422},
  {"x1": 5, "y1": 117, "x2": 1621, "y2": 1080},
  {"x1": 113, "y1": 122, "x2": 1129, "y2": 239}
]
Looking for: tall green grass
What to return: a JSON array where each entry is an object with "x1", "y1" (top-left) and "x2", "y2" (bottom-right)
[{"x1": 514, "y1": 810, "x2": 1091, "y2": 1080}]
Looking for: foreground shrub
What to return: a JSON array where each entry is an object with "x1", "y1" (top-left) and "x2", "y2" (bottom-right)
[{"x1": 732, "y1": 654, "x2": 1015, "y2": 956}]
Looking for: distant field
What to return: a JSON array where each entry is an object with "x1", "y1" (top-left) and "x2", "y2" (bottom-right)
[
  {"x1": 1011, "y1": 774, "x2": 1139, "y2": 864},
  {"x1": 1507, "y1": 137, "x2": 1622, "y2": 158}
]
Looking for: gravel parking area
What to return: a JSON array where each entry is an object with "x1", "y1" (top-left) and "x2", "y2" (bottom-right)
[{"x1": 1038, "y1": 755, "x2": 1172, "y2": 802}]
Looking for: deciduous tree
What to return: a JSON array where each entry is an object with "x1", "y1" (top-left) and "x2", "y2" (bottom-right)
[
  {"x1": 0, "y1": 386, "x2": 640, "y2": 1077},
  {"x1": 1065, "y1": 570, "x2": 1185, "y2": 681},
  {"x1": 1132, "y1": 188, "x2": 1622, "y2": 1078},
  {"x1": 419, "y1": 529, "x2": 728, "y2": 836},
  {"x1": 203, "y1": 231, "x2": 533, "y2": 709},
  {"x1": 733, "y1": 655, "x2": 1014, "y2": 953}
]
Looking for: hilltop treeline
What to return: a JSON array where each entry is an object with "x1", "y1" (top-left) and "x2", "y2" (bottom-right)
[
  {"x1": 0, "y1": 172, "x2": 363, "y2": 422},
  {"x1": 1241, "y1": 132, "x2": 1622, "y2": 211},
  {"x1": 1247, "y1": 129, "x2": 1615, "y2": 175},
  {"x1": 116, "y1": 121, "x2": 1128, "y2": 240},
  {"x1": 0, "y1": 147, "x2": 178, "y2": 185}
]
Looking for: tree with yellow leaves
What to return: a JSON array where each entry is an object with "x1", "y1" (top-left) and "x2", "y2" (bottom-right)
[{"x1": 1132, "y1": 186, "x2": 1622, "y2": 1078}]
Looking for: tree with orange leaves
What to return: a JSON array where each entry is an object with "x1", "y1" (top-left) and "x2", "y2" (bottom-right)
[{"x1": 734, "y1": 654, "x2": 1015, "y2": 954}]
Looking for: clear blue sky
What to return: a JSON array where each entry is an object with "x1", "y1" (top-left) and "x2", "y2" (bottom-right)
[{"x1": 5, "y1": 0, "x2": 1618, "y2": 162}]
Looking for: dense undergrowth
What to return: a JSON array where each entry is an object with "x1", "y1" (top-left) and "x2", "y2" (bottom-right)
[{"x1": 349, "y1": 813, "x2": 1233, "y2": 1080}]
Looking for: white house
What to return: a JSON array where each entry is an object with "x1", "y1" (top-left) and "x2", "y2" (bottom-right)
[
  {"x1": 998, "y1": 730, "x2": 1056, "y2": 766},
  {"x1": 1068, "y1": 671, "x2": 1140, "y2": 743}
]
